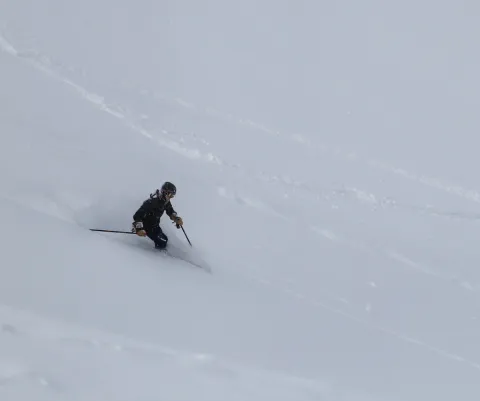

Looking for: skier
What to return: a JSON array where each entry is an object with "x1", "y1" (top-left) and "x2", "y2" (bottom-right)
[{"x1": 132, "y1": 182, "x2": 184, "y2": 249}]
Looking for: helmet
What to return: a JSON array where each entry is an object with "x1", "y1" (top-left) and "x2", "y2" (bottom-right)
[{"x1": 161, "y1": 181, "x2": 176, "y2": 196}]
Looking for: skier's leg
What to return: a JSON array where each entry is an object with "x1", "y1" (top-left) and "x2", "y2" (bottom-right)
[
  {"x1": 154, "y1": 230, "x2": 168, "y2": 249},
  {"x1": 145, "y1": 225, "x2": 169, "y2": 249}
]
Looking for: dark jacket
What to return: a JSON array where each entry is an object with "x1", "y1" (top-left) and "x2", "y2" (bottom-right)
[{"x1": 133, "y1": 194, "x2": 176, "y2": 228}]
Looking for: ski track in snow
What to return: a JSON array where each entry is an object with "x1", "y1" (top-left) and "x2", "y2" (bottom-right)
[
  {"x1": 0, "y1": 37, "x2": 222, "y2": 166},
  {"x1": 0, "y1": 304, "x2": 224, "y2": 368},
  {"x1": 161, "y1": 94, "x2": 480, "y2": 207},
  {"x1": 216, "y1": 184, "x2": 480, "y2": 368},
  {"x1": 3, "y1": 33, "x2": 480, "y2": 224},
  {"x1": 0, "y1": 304, "x2": 330, "y2": 400},
  {"x1": 228, "y1": 264, "x2": 480, "y2": 373},
  {"x1": 2, "y1": 33, "x2": 480, "y2": 381},
  {"x1": 217, "y1": 185, "x2": 480, "y2": 294}
]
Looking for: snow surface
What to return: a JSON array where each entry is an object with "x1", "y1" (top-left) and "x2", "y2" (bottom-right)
[{"x1": 1, "y1": 1, "x2": 480, "y2": 400}]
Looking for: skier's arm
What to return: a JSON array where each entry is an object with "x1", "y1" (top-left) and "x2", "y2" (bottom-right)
[
  {"x1": 165, "y1": 201, "x2": 177, "y2": 219},
  {"x1": 166, "y1": 202, "x2": 183, "y2": 227},
  {"x1": 133, "y1": 199, "x2": 152, "y2": 222}
]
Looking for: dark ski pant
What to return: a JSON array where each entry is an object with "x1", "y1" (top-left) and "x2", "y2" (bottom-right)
[{"x1": 145, "y1": 225, "x2": 168, "y2": 249}]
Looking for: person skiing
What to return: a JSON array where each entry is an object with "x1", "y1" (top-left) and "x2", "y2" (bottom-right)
[{"x1": 132, "y1": 181, "x2": 183, "y2": 249}]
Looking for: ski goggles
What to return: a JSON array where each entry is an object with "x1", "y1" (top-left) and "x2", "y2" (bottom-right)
[{"x1": 162, "y1": 189, "x2": 175, "y2": 197}]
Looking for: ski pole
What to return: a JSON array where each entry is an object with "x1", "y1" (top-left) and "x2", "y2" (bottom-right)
[
  {"x1": 89, "y1": 229, "x2": 134, "y2": 234},
  {"x1": 181, "y1": 226, "x2": 192, "y2": 247}
]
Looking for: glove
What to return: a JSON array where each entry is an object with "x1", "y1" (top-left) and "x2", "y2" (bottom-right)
[
  {"x1": 175, "y1": 216, "x2": 183, "y2": 228},
  {"x1": 132, "y1": 221, "x2": 147, "y2": 237},
  {"x1": 170, "y1": 214, "x2": 183, "y2": 229}
]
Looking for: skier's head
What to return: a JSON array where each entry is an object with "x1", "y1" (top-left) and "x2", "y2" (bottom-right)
[{"x1": 160, "y1": 181, "x2": 176, "y2": 199}]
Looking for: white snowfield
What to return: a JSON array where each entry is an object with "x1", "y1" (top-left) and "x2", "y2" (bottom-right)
[{"x1": 1, "y1": 1, "x2": 480, "y2": 400}]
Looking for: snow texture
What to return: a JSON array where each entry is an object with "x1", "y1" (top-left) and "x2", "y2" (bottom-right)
[{"x1": 1, "y1": 1, "x2": 480, "y2": 400}]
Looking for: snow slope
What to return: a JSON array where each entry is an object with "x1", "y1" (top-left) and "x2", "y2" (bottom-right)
[{"x1": 1, "y1": 1, "x2": 480, "y2": 400}]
